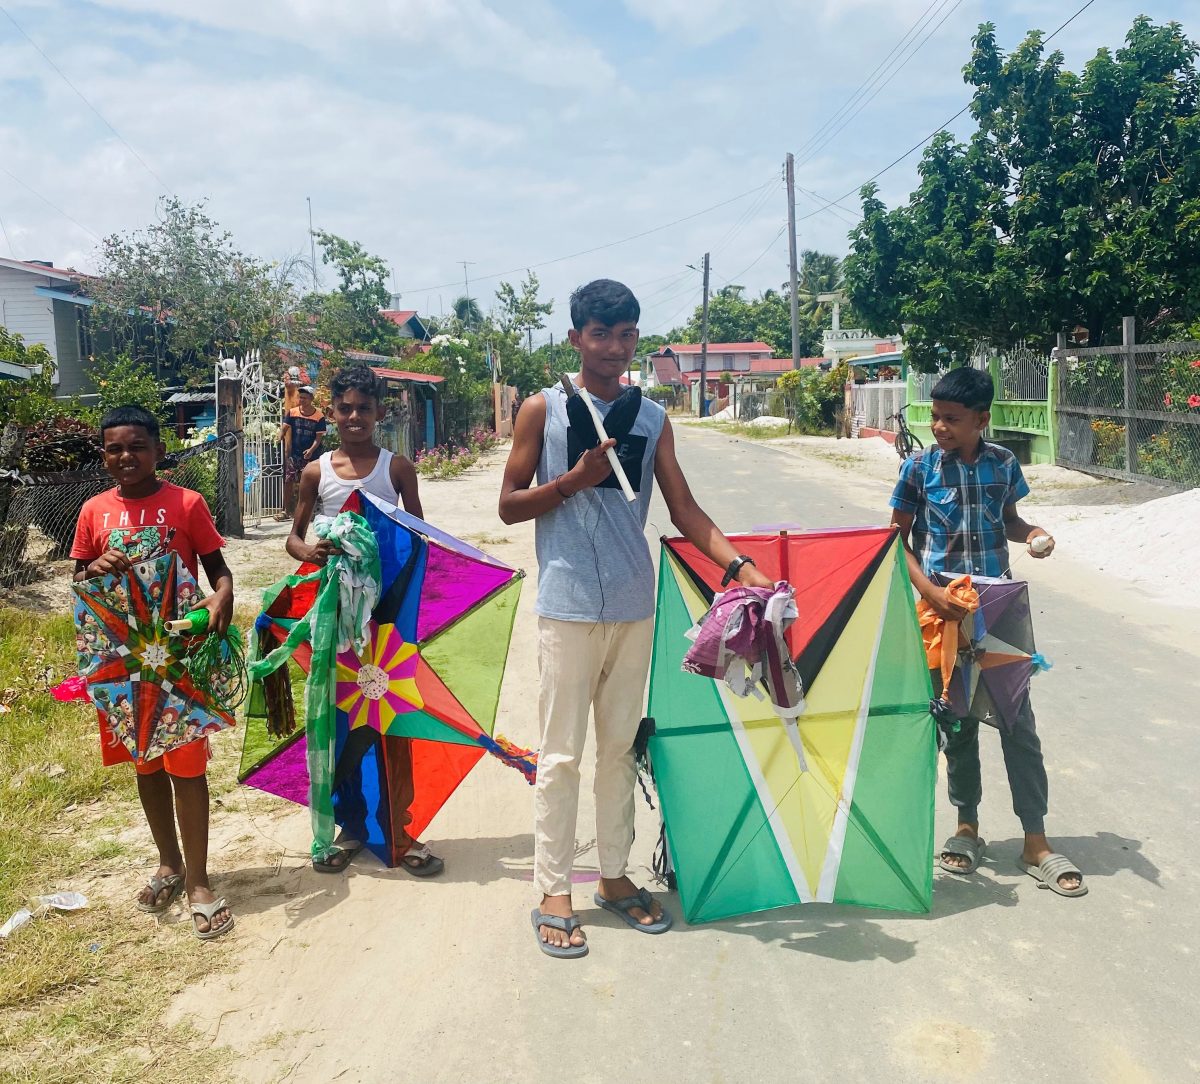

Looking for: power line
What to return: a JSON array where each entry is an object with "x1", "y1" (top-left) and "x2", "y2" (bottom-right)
[
  {"x1": 655, "y1": 285, "x2": 703, "y2": 332},
  {"x1": 710, "y1": 177, "x2": 782, "y2": 259},
  {"x1": 793, "y1": 0, "x2": 949, "y2": 163},
  {"x1": 1, "y1": 167, "x2": 101, "y2": 241},
  {"x1": 397, "y1": 177, "x2": 777, "y2": 294},
  {"x1": 0, "y1": 3, "x2": 173, "y2": 194},
  {"x1": 795, "y1": 0, "x2": 966, "y2": 169},
  {"x1": 724, "y1": 224, "x2": 787, "y2": 285},
  {"x1": 0, "y1": 210, "x2": 13, "y2": 257},
  {"x1": 795, "y1": 185, "x2": 859, "y2": 226},
  {"x1": 794, "y1": 0, "x2": 1099, "y2": 224}
]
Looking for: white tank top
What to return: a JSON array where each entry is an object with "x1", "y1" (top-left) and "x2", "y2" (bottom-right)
[{"x1": 314, "y1": 449, "x2": 398, "y2": 521}]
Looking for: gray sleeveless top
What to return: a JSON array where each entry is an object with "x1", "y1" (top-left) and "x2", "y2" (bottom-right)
[{"x1": 534, "y1": 385, "x2": 665, "y2": 622}]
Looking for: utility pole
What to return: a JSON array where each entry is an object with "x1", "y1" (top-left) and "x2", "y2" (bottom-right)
[
  {"x1": 785, "y1": 153, "x2": 800, "y2": 368},
  {"x1": 698, "y1": 251, "x2": 711, "y2": 418},
  {"x1": 306, "y1": 196, "x2": 318, "y2": 289},
  {"x1": 459, "y1": 261, "x2": 475, "y2": 328}
]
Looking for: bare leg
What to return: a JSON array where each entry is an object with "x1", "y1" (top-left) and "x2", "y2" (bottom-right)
[
  {"x1": 135, "y1": 769, "x2": 184, "y2": 907},
  {"x1": 172, "y1": 774, "x2": 232, "y2": 934}
]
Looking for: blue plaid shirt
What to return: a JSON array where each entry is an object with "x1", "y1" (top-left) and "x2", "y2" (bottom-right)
[{"x1": 889, "y1": 441, "x2": 1030, "y2": 578}]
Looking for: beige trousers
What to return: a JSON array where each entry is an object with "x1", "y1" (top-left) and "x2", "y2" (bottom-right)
[{"x1": 533, "y1": 616, "x2": 654, "y2": 897}]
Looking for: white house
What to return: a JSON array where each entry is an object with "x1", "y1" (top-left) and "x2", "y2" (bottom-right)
[{"x1": 0, "y1": 257, "x2": 95, "y2": 393}]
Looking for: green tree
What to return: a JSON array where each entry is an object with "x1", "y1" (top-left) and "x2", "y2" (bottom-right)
[
  {"x1": 451, "y1": 295, "x2": 483, "y2": 329},
  {"x1": 845, "y1": 17, "x2": 1200, "y2": 368},
  {"x1": 0, "y1": 327, "x2": 65, "y2": 427},
  {"x1": 495, "y1": 271, "x2": 553, "y2": 341},
  {"x1": 306, "y1": 231, "x2": 399, "y2": 355},
  {"x1": 91, "y1": 198, "x2": 306, "y2": 383}
]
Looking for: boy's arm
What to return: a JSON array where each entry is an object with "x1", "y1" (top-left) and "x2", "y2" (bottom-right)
[
  {"x1": 497, "y1": 394, "x2": 615, "y2": 524},
  {"x1": 196, "y1": 550, "x2": 234, "y2": 635},
  {"x1": 654, "y1": 418, "x2": 773, "y2": 589},
  {"x1": 304, "y1": 420, "x2": 326, "y2": 461},
  {"x1": 1003, "y1": 503, "x2": 1054, "y2": 558},
  {"x1": 286, "y1": 460, "x2": 338, "y2": 566},
  {"x1": 889, "y1": 509, "x2": 970, "y2": 620},
  {"x1": 390, "y1": 454, "x2": 423, "y2": 519}
]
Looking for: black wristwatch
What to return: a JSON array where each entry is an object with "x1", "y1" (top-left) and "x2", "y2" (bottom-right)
[{"x1": 721, "y1": 554, "x2": 756, "y2": 587}]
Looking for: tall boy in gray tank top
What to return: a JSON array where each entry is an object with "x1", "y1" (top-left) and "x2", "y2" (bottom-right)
[{"x1": 500, "y1": 279, "x2": 773, "y2": 959}]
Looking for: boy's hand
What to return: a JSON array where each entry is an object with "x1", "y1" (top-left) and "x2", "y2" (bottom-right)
[
  {"x1": 86, "y1": 550, "x2": 132, "y2": 579},
  {"x1": 562, "y1": 439, "x2": 616, "y2": 494},
  {"x1": 304, "y1": 539, "x2": 340, "y2": 566},
  {"x1": 1026, "y1": 529, "x2": 1055, "y2": 559},
  {"x1": 197, "y1": 588, "x2": 233, "y2": 636},
  {"x1": 738, "y1": 565, "x2": 774, "y2": 590},
  {"x1": 925, "y1": 585, "x2": 971, "y2": 622}
]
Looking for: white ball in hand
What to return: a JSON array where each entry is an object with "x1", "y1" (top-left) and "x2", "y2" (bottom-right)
[{"x1": 1030, "y1": 535, "x2": 1052, "y2": 554}]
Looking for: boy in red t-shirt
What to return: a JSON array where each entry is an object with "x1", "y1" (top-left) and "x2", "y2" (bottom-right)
[{"x1": 71, "y1": 405, "x2": 236, "y2": 939}]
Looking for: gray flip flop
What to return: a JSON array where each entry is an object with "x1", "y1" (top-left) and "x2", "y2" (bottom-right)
[
  {"x1": 190, "y1": 897, "x2": 235, "y2": 941},
  {"x1": 136, "y1": 873, "x2": 184, "y2": 914},
  {"x1": 531, "y1": 909, "x2": 588, "y2": 959},
  {"x1": 594, "y1": 888, "x2": 673, "y2": 934},
  {"x1": 939, "y1": 835, "x2": 985, "y2": 874},
  {"x1": 1018, "y1": 853, "x2": 1088, "y2": 897}
]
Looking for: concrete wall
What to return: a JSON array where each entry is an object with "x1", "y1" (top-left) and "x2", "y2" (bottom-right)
[{"x1": 0, "y1": 266, "x2": 58, "y2": 361}]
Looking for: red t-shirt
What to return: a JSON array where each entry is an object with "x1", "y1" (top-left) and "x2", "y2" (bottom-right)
[{"x1": 70, "y1": 482, "x2": 224, "y2": 578}]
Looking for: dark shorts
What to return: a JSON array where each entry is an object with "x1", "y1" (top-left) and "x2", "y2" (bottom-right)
[{"x1": 284, "y1": 453, "x2": 307, "y2": 483}]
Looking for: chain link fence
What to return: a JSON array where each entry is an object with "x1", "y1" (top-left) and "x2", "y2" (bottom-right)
[
  {"x1": 0, "y1": 435, "x2": 232, "y2": 588},
  {"x1": 1057, "y1": 332, "x2": 1200, "y2": 488}
]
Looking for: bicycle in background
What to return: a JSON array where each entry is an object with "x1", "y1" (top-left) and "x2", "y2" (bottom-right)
[{"x1": 886, "y1": 404, "x2": 923, "y2": 468}]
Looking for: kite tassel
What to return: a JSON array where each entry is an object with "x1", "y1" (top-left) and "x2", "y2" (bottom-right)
[
  {"x1": 1031, "y1": 652, "x2": 1053, "y2": 674},
  {"x1": 479, "y1": 733, "x2": 538, "y2": 785},
  {"x1": 652, "y1": 823, "x2": 677, "y2": 891}
]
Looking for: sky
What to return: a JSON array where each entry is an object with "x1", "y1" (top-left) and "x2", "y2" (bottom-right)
[{"x1": 0, "y1": 0, "x2": 1189, "y2": 340}]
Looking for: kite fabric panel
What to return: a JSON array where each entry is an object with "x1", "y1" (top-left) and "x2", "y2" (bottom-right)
[
  {"x1": 73, "y1": 553, "x2": 236, "y2": 764},
  {"x1": 239, "y1": 492, "x2": 530, "y2": 867},
  {"x1": 647, "y1": 528, "x2": 937, "y2": 924},
  {"x1": 931, "y1": 572, "x2": 1047, "y2": 734}
]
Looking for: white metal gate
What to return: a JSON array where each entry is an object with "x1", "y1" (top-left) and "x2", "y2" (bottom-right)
[{"x1": 214, "y1": 351, "x2": 284, "y2": 525}]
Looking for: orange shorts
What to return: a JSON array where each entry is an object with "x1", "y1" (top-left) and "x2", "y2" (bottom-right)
[{"x1": 98, "y1": 713, "x2": 210, "y2": 778}]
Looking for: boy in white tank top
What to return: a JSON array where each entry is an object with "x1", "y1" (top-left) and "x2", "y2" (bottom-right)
[{"x1": 286, "y1": 365, "x2": 439, "y2": 875}]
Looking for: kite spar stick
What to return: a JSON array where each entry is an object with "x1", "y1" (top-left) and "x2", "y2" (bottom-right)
[{"x1": 559, "y1": 374, "x2": 637, "y2": 503}]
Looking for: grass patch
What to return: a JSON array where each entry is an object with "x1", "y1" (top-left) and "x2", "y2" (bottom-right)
[
  {"x1": 0, "y1": 606, "x2": 236, "y2": 1083},
  {"x1": 696, "y1": 420, "x2": 802, "y2": 440}
]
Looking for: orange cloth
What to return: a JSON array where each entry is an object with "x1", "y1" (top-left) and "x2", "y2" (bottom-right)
[{"x1": 915, "y1": 575, "x2": 980, "y2": 691}]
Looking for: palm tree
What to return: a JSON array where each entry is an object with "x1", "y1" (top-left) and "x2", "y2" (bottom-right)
[
  {"x1": 452, "y1": 295, "x2": 483, "y2": 329},
  {"x1": 796, "y1": 251, "x2": 842, "y2": 319}
]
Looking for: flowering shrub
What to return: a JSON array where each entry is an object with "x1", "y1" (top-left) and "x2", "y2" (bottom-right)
[
  {"x1": 1090, "y1": 419, "x2": 1126, "y2": 470},
  {"x1": 414, "y1": 426, "x2": 500, "y2": 479},
  {"x1": 1158, "y1": 355, "x2": 1200, "y2": 412},
  {"x1": 1138, "y1": 429, "x2": 1200, "y2": 485}
]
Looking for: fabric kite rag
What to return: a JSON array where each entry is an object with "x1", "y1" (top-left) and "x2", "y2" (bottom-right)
[
  {"x1": 247, "y1": 510, "x2": 381, "y2": 860},
  {"x1": 683, "y1": 582, "x2": 806, "y2": 767},
  {"x1": 916, "y1": 574, "x2": 980, "y2": 693}
]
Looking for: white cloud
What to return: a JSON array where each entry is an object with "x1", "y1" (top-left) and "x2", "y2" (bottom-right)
[{"x1": 71, "y1": 0, "x2": 618, "y2": 91}]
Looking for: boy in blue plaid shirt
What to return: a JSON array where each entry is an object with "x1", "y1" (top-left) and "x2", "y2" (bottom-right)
[{"x1": 889, "y1": 368, "x2": 1085, "y2": 898}]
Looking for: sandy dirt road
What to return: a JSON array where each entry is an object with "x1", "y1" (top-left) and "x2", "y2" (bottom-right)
[{"x1": 166, "y1": 428, "x2": 1199, "y2": 1084}]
